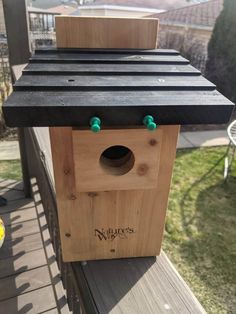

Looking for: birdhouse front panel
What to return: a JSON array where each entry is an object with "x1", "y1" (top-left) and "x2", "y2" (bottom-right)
[{"x1": 72, "y1": 128, "x2": 163, "y2": 192}]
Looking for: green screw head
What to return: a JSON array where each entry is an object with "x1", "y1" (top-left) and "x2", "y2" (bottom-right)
[
  {"x1": 90, "y1": 117, "x2": 101, "y2": 133},
  {"x1": 143, "y1": 115, "x2": 157, "y2": 131},
  {"x1": 147, "y1": 121, "x2": 157, "y2": 131}
]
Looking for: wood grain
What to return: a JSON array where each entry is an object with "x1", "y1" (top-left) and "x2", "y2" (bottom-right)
[
  {"x1": 49, "y1": 127, "x2": 77, "y2": 261},
  {"x1": 52, "y1": 126, "x2": 179, "y2": 261},
  {"x1": 56, "y1": 16, "x2": 158, "y2": 49},
  {"x1": 72, "y1": 128, "x2": 162, "y2": 192}
]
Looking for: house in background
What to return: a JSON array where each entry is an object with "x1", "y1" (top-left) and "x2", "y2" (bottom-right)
[
  {"x1": 71, "y1": 5, "x2": 163, "y2": 17},
  {"x1": 90, "y1": 0, "x2": 197, "y2": 10},
  {"x1": 27, "y1": 0, "x2": 75, "y2": 9},
  {"x1": 27, "y1": 0, "x2": 206, "y2": 10},
  {"x1": 152, "y1": 0, "x2": 223, "y2": 71},
  {"x1": 47, "y1": 4, "x2": 78, "y2": 15}
]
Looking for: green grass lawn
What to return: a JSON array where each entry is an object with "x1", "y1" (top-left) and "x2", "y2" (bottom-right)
[
  {"x1": 165, "y1": 147, "x2": 236, "y2": 314},
  {"x1": 0, "y1": 147, "x2": 235, "y2": 313},
  {"x1": 0, "y1": 160, "x2": 22, "y2": 181}
]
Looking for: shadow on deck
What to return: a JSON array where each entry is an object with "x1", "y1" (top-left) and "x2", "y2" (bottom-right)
[{"x1": 0, "y1": 178, "x2": 70, "y2": 314}]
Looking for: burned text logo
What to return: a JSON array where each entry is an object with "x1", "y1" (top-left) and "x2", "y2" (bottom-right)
[{"x1": 94, "y1": 227, "x2": 135, "y2": 241}]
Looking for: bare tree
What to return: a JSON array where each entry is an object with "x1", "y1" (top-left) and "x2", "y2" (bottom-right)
[{"x1": 159, "y1": 29, "x2": 207, "y2": 73}]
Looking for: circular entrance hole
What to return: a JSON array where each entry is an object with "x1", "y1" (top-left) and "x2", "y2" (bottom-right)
[{"x1": 100, "y1": 145, "x2": 135, "y2": 176}]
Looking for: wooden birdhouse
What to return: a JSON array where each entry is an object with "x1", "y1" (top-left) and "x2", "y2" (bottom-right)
[{"x1": 3, "y1": 17, "x2": 234, "y2": 262}]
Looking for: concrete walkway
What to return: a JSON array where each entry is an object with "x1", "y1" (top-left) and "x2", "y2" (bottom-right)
[
  {"x1": 177, "y1": 129, "x2": 229, "y2": 149},
  {"x1": 0, "y1": 129, "x2": 229, "y2": 160},
  {"x1": 0, "y1": 141, "x2": 20, "y2": 160}
]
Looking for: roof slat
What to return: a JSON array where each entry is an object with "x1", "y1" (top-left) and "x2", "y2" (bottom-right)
[
  {"x1": 24, "y1": 63, "x2": 200, "y2": 76},
  {"x1": 30, "y1": 54, "x2": 189, "y2": 65},
  {"x1": 35, "y1": 48, "x2": 180, "y2": 55},
  {"x1": 3, "y1": 48, "x2": 234, "y2": 127},
  {"x1": 14, "y1": 74, "x2": 215, "y2": 91},
  {"x1": 4, "y1": 90, "x2": 234, "y2": 127}
]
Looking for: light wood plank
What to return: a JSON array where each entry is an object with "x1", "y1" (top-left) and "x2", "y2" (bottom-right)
[
  {"x1": 0, "y1": 248, "x2": 47, "y2": 278},
  {"x1": 0, "y1": 232, "x2": 43, "y2": 259},
  {"x1": 0, "y1": 189, "x2": 25, "y2": 202},
  {"x1": 5, "y1": 218, "x2": 40, "y2": 240},
  {"x1": 0, "y1": 179, "x2": 23, "y2": 191},
  {"x1": 43, "y1": 309, "x2": 59, "y2": 314},
  {"x1": 0, "y1": 265, "x2": 51, "y2": 301},
  {"x1": 1, "y1": 207, "x2": 37, "y2": 226},
  {"x1": 0, "y1": 285, "x2": 56, "y2": 314},
  {"x1": 49, "y1": 127, "x2": 76, "y2": 261},
  {"x1": 0, "y1": 199, "x2": 35, "y2": 214},
  {"x1": 56, "y1": 16, "x2": 158, "y2": 49}
]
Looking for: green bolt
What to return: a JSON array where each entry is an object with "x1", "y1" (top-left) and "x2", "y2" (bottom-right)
[
  {"x1": 90, "y1": 116, "x2": 101, "y2": 133},
  {"x1": 143, "y1": 115, "x2": 157, "y2": 131}
]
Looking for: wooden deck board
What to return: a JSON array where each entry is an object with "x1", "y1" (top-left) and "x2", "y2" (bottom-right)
[
  {"x1": 0, "y1": 285, "x2": 57, "y2": 314},
  {"x1": 1, "y1": 206, "x2": 37, "y2": 226},
  {"x1": 0, "y1": 189, "x2": 26, "y2": 202},
  {"x1": 5, "y1": 218, "x2": 40, "y2": 240},
  {"x1": 0, "y1": 179, "x2": 70, "y2": 314},
  {"x1": 0, "y1": 232, "x2": 43, "y2": 259},
  {"x1": 0, "y1": 199, "x2": 35, "y2": 215},
  {"x1": 0, "y1": 265, "x2": 51, "y2": 301},
  {"x1": 0, "y1": 248, "x2": 47, "y2": 279},
  {"x1": 82, "y1": 253, "x2": 205, "y2": 313},
  {"x1": 0, "y1": 178, "x2": 23, "y2": 190},
  {"x1": 43, "y1": 309, "x2": 60, "y2": 314}
]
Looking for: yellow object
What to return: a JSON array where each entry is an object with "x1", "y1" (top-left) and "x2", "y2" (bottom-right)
[{"x1": 0, "y1": 218, "x2": 5, "y2": 248}]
